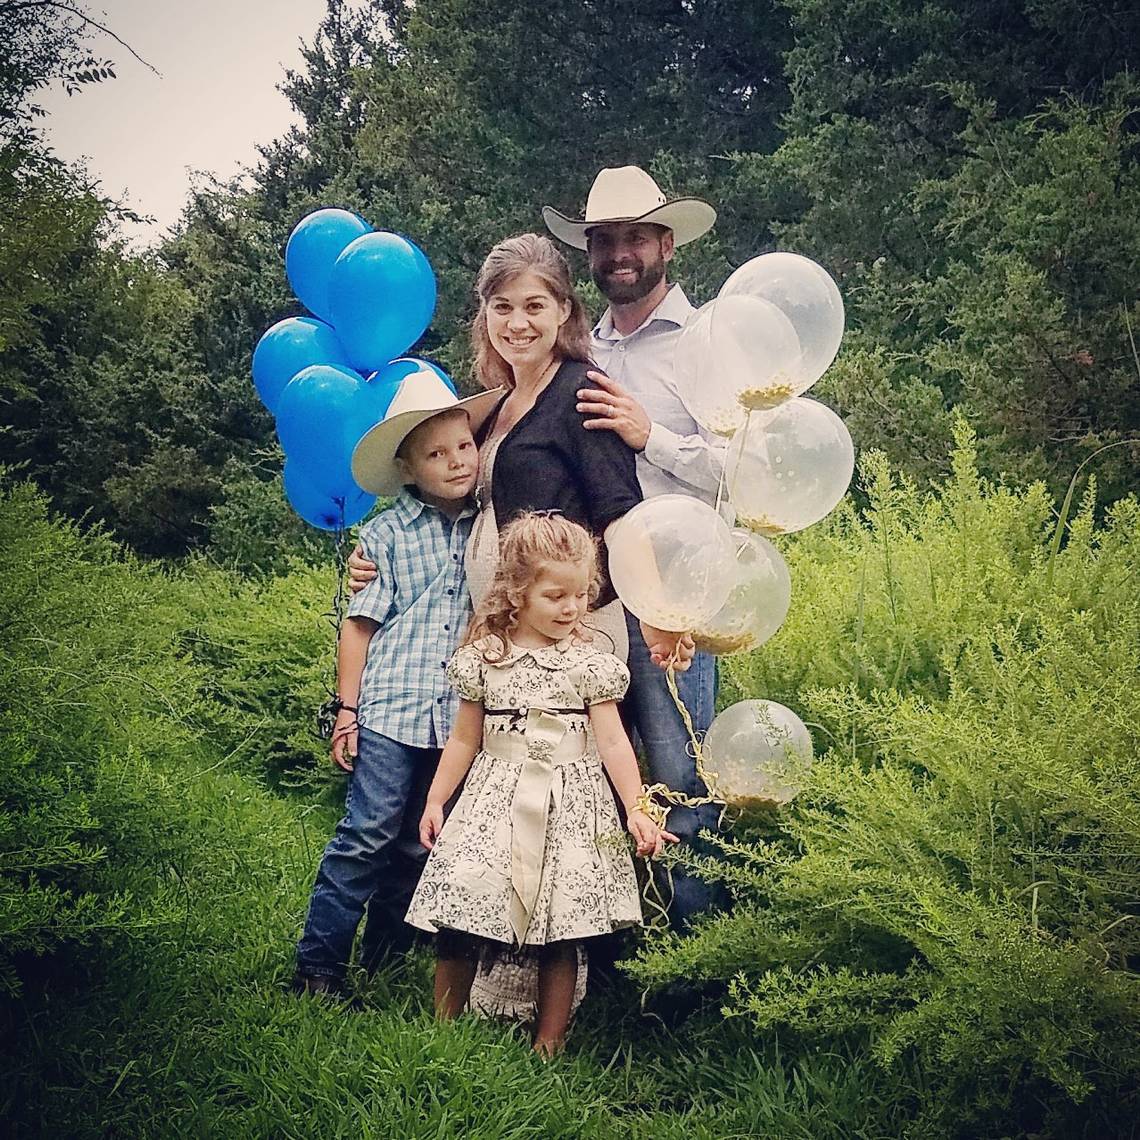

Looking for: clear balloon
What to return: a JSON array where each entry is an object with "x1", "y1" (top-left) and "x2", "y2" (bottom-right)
[
  {"x1": 276, "y1": 364, "x2": 392, "y2": 501},
  {"x1": 692, "y1": 530, "x2": 791, "y2": 655},
  {"x1": 251, "y1": 316, "x2": 351, "y2": 414},
  {"x1": 285, "y1": 209, "x2": 371, "y2": 324},
  {"x1": 719, "y1": 252, "x2": 844, "y2": 389},
  {"x1": 283, "y1": 459, "x2": 376, "y2": 532},
  {"x1": 607, "y1": 495, "x2": 737, "y2": 631},
  {"x1": 725, "y1": 399, "x2": 854, "y2": 536},
  {"x1": 673, "y1": 299, "x2": 714, "y2": 412},
  {"x1": 702, "y1": 699, "x2": 812, "y2": 807},
  {"x1": 689, "y1": 295, "x2": 804, "y2": 433},
  {"x1": 328, "y1": 231, "x2": 437, "y2": 373}
]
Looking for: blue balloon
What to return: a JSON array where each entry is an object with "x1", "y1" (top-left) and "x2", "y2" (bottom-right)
[
  {"x1": 377, "y1": 356, "x2": 458, "y2": 396},
  {"x1": 285, "y1": 209, "x2": 371, "y2": 323},
  {"x1": 327, "y1": 231, "x2": 437, "y2": 372},
  {"x1": 251, "y1": 317, "x2": 351, "y2": 414},
  {"x1": 276, "y1": 363, "x2": 392, "y2": 501},
  {"x1": 283, "y1": 459, "x2": 375, "y2": 531}
]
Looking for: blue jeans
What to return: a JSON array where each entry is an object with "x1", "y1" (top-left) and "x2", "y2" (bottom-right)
[
  {"x1": 295, "y1": 727, "x2": 439, "y2": 980},
  {"x1": 623, "y1": 610, "x2": 724, "y2": 929}
]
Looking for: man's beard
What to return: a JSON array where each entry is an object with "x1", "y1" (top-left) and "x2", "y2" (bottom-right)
[{"x1": 591, "y1": 254, "x2": 666, "y2": 304}]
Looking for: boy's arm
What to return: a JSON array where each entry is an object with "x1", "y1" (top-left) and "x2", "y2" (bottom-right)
[
  {"x1": 419, "y1": 699, "x2": 483, "y2": 849},
  {"x1": 331, "y1": 615, "x2": 379, "y2": 772},
  {"x1": 589, "y1": 700, "x2": 678, "y2": 858}
]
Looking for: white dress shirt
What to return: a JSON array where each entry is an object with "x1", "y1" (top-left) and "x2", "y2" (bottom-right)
[{"x1": 591, "y1": 284, "x2": 725, "y2": 503}]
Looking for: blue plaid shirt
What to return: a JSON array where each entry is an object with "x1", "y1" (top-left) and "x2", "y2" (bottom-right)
[{"x1": 346, "y1": 490, "x2": 474, "y2": 747}]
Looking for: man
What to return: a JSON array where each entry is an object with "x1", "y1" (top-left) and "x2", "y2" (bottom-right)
[{"x1": 543, "y1": 165, "x2": 725, "y2": 927}]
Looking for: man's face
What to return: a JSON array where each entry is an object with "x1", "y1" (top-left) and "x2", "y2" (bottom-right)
[{"x1": 586, "y1": 222, "x2": 674, "y2": 304}]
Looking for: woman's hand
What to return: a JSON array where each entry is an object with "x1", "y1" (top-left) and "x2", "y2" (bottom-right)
[
  {"x1": 640, "y1": 623, "x2": 696, "y2": 671},
  {"x1": 331, "y1": 707, "x2": 359, "y2": 772},
  {"x1": 627, "y1": 809, "x2": 680, "y2": 858},
  {"x1": 346, "y1": 544, "x2": 378, "y2": 594},
  {"x1": 419, "y1": 802, "x2": 446, "y2": 851}
]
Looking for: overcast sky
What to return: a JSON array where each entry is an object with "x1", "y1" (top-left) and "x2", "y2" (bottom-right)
[{"x1": 39, "y1": 0, "x2": 336, "y2": 245}]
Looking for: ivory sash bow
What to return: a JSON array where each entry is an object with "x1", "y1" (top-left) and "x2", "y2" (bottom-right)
[{"x1": 482, "y1": 708, "x2": 587, "y2": 945}]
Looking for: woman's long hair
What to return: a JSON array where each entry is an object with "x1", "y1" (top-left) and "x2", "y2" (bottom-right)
[
  {"x1": 472, "y1": 233, "x2": 593, "y2": 391},
  {"x1": 463, "y1": 512, "x2": 601, "y2": 662}
]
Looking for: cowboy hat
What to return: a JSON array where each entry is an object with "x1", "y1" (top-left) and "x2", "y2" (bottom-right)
[
  {"x1": 542, "y1": 165, "x2": 716, "y2": 251},
  {"x1": 352, "y1": 364, "x2": 503, "y2": 495}
]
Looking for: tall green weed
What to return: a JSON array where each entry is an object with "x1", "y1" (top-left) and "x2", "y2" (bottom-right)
[
  {"x1": 631, "y1": 422, "x2": 1140, "y2": 1137},
  {"x1": 0, "y1": 479, "x2": 210, "y2": 992}
]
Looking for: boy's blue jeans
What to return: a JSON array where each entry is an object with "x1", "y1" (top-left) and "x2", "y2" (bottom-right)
[
  {"x1": 295, "y1": 727, "x2": 439, "y2": 980},
  {"x1": 624, "y1": 610, "x2": 724, "y2": 929}
]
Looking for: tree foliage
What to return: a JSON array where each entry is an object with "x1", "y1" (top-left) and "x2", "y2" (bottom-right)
[{"x1": 2, "y1": 0, "x2": 1138, "y2": 551}]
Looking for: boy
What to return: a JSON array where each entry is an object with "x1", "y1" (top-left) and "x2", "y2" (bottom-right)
[{"x1": 292, "y1": 375, "x2": 501, "y2": 997}]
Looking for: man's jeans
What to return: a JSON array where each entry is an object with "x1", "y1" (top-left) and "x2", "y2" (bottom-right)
[
  {"x1": 624, "y1": 610, "x2": 723, "y2": 928},
  {"x1": 296, "y1": 727, "x2": 439, "y2": 980}
]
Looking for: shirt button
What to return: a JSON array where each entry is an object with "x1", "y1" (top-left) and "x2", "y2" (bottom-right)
[
  {"x1": 444, "y1": 624, "x2": 450, "y2": 631},
  {"x1": 436, "y1": 697, "x2": 444, "y2": 704},
  {"x1": 453, "y1": 554, "x2": 459, "y2": 561},
  {"x1": 447, "y1": 588, "x2": 454, "y2": 595},
  {"x1": 441, "y1": 661, "x2": 447, "y2": 668}
]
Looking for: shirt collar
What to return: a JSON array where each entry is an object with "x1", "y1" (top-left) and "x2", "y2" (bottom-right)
[
  {"x1": 592, "y1": 283, "x2": 695, "y2": 342},
  {"x1": 391, "y1": 488, "x2": 475, "y2": 525}
]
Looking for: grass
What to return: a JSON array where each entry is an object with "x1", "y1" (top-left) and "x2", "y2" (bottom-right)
[{"x1": 2, "y1": 756, "x2": 914, "y2": 1139}]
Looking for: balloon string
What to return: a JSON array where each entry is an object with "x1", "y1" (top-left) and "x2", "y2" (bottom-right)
[
  {"x1": 714, "y1": 446, "x2": 728, "y2": 518},
  {"x1": 639, "y1": 857, "x2": 674, "y2": 931},
  {"x1": 316, "y1": 505, "x2": 351, "y2": 740},
  {"x1": 634, "y1": 648, "x2": 728, "y2": 834}
]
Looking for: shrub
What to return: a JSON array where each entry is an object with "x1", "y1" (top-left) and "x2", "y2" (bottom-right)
[
  {"x1": 630, "y1": 423, "x2": 1140, "y2": 1137},
  {"x1": 0, "y1": 478, "x2": 209, "y2": 993}
]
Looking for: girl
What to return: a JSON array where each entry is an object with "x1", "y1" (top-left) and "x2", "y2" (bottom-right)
[{"x1": 405, "y1": 512, "x2": 677, "y2": 1055}]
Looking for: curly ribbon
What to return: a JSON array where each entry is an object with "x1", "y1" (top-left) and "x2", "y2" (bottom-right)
[
  {"x1": 633, "y1": 646, "x2": 728, "y2": 927},
  {"x1": 638, "y1": 648, "x2": 728, "y2": 829}
]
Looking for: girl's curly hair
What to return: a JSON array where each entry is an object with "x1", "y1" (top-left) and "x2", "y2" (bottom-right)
[{"x1": 464, "y1": 512, "x2": 601, "y2": 662}]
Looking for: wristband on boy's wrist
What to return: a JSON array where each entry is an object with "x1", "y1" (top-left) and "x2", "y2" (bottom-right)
[{"x1": 332, "y1": 697, "x2": 358, "y2": 715}]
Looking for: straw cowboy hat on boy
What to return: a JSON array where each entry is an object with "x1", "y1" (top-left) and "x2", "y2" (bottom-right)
[
  {"x1": 352, "y1": 368, "x2": 502, "y2": 495},
  {"x1": 541, "y1": 165, "x2": 716, "y2": 251}
]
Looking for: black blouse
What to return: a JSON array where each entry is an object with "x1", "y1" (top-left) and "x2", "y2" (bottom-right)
[{"x1": 481, "y1": 358, "x2": 643, "y2": 601}]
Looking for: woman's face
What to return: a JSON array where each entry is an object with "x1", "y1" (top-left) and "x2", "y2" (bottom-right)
[{"x1": 485, "y1": 270, "x2": 571, "y2": 373}]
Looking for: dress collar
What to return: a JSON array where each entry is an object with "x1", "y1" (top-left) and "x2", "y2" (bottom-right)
[
  {"x1": 592, "y1": 283, "x2": 695, "y2": 342},
  {"x1": 475, "y1": 634, "x2": 586, "y2": 670}
]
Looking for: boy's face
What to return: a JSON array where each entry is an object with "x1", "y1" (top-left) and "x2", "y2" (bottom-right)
[{"x1": 396, "y1": 410, "x2": 478, "y2": 504}]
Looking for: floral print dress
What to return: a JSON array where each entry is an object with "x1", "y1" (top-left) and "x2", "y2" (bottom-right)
[{"x1": 405, "y1": 636, "x2": 643, "y2": 946}]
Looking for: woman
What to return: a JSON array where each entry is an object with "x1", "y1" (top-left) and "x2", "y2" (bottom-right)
[
  {"x1": 463, "y1": 232, "x2": 643, "y2": 659},
  {"x1": 350, "y1": 232, "x2": 688, "y2": 663}
]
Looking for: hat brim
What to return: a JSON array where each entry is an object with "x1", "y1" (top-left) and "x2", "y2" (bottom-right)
[
  {"x1": 542, "y1": 198, "x2": 716, "y2": 251},
  {"x1": 351, "y1": 387, "x2": 504, "y2": 496}
]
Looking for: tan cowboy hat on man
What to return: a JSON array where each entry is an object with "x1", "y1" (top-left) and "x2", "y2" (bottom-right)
[{"x1": 542, "y1": 165, "x2": 716, "y2": 251}]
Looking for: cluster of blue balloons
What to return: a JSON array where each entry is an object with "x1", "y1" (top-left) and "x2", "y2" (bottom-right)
[{"x1": 251, "y1": 208, "x2": 449, "y2": 530}]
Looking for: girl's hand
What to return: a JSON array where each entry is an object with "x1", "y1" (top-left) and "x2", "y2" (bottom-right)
[
  {"x1": 419, "y1": 802, "x2": 445, "y2": 851},
  {"x1": 627, "y1": 809, "x2": 680, "y2": 858},
  {"x1": 331, "y1": 708, "x2": 359, "y2": 772}
]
